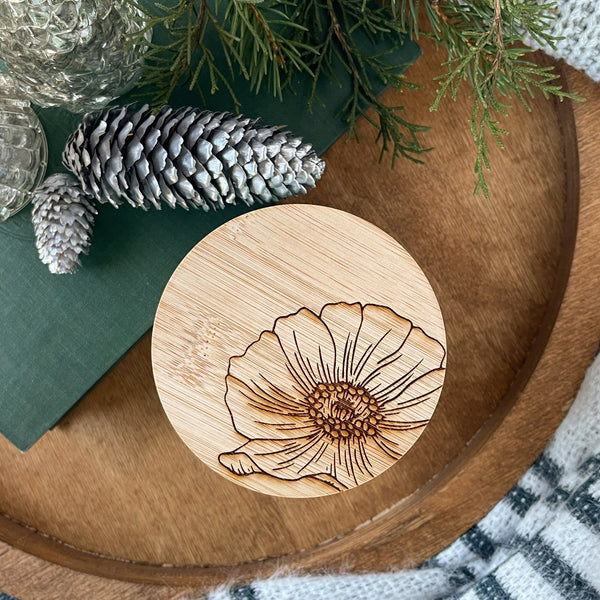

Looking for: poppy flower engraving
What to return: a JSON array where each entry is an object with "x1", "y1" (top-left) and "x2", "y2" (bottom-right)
[{"x1": 218, "y1": 302, "x2": 446, "y2": 492}]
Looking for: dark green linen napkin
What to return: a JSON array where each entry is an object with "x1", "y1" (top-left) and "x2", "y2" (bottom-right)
[{"x1": 0, "y1": 15, "x2": 420, "y2": 451}]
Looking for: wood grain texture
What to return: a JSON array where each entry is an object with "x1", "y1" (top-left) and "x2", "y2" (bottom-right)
[
  {"x1": 1, "y1": 38, "x2": 600, "y2": 599},
  {"x1": 152, "y1": 206, "x2": 447, "y2": 497}
]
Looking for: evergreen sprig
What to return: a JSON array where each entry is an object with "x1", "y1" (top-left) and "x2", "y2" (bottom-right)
[
  {"x1": 290, "y1": 0, "x2": 430, "y2": 163},
  {"x1": 131, "y1": 0, "x2": 578, "y2": 196},
  {"x1": 133, "y1": 0, "x2": 241, "y2": 107},
  {"x1": 409, "y1": 0, "x2": 579, "y2": 196}
]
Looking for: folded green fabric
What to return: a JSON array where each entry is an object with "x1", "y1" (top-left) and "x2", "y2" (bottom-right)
[{"x1": 0, "y1": 19, "x2": 419, "y2": 451}]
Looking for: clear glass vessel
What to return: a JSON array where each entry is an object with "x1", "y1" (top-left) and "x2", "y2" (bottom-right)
[
  {"x1": 0, "y1": 74, "x2": 48, "y2": 222},
  {"x1": 0, "y1": 0, "x2": 151, "y2": 113}
]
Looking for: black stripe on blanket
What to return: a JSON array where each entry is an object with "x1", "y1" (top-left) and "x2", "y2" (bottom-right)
[
  {"x1": 523, "y1": 535, "x2": 600, "y2": 600},
  {"x1": 230, "y1": 585, "x2": 258, "y2": 600},
  {"x1": 448, "y1": 566, "x2": 476, "y2": 587},
  {"x1": 474, "y1": 574, "x2": 514, "y2": 600},
  {"x1": 462, "y1": 526, "x2": 496, "y2": 560},
  {"x1": 532, "y1": 454, "x2": 562, "y2": 487},
  {"x1": 505, "y1": 485, "x2": 539, "y2": 517},
  {"x1": 568, "y1": 468, "x2": 600, "y2": 534},
  {"x1": 547, "y1": 487, "x2": 570, "y2": 506},
  {"x1": 578, "y1": 455, "x2": 600, "y2": 475}
]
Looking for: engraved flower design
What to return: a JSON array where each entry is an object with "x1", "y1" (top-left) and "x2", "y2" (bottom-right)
[{"x1": 219, "y1": 302, "x2": 446, "y2": 492}]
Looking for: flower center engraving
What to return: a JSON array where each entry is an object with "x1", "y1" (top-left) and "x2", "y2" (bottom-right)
[{"x1": 306, "y1": 382, "x2": 383, "y2": 439}]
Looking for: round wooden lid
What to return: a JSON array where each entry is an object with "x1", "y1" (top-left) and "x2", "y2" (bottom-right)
[{"x1": 152, "y1": 204, "x2": 447, "y2": 498}]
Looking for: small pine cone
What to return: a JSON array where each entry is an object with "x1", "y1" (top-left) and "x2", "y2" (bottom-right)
[
  {"x1": 62, "y1": 105, "x2": 326, "y2": 211},
  {"x1": 32, "y1": 173, "x2": 97, "y2": 274}
]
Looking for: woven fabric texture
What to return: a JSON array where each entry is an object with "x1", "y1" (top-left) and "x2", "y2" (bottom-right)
[
  {"x1": 201, "y1": 350, "x2": 600, "y2": 600},
  {"x1": 524, "y1": 0, "x2": 600, "y2": 81}
]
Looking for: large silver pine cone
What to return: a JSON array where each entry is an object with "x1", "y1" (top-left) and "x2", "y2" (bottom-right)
[
  {"x1": 32, "y1": 173, "x2": 97, "y2": 274},
  {"x1": 62, "y1": 105, "x2": 326, "y2": 211}
]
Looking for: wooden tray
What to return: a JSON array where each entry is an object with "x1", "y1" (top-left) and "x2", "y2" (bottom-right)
[{"x1": 2, "y1": 41, "x2": 600, "y2": 599}]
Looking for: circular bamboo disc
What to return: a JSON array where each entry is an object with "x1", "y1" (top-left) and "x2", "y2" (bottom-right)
[{"x1": 152, "y1": 205, "x2": 447, "y2": 498}]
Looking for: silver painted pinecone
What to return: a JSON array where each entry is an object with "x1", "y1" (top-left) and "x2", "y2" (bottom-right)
[
  {"x1": 63, "y1": 105, "x2": 326, "y2": 211},
  {"x1": 32, "y1": 173, "x2": 97, "y2": 274}
]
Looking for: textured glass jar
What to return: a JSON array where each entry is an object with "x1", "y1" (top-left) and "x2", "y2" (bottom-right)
[
  {"x1": 0, "y1": 0, "x2": 151, "y2": 112},
  {"x1": 0, "y1": 74, "x2": 48, "y2": 222}
]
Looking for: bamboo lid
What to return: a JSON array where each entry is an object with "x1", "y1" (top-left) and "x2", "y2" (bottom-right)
[{"x1": 152, "y1": 204, "x2": 447, "y2": 498}]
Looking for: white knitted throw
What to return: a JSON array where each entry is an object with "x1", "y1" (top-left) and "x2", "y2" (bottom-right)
[
  {"x1": 201, "y1": 350, "x2": 600, "y2": 600},
  {"x1": 524, "y1": 0, "x2": 600, "y2": 81}
]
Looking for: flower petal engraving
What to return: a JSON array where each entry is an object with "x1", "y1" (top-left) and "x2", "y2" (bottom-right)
[
  {"x1": 273, "y1": 307, "x2": 337, "y2": 390},
  {"x1": 223, "y1": 436, "x2": 339, "y2": 481},
  {"x1": 324, "y1": 304, "x2": 414, "y2": 385},
  {"x1": 227, "y1": 331, "x2": 313, "y2": 440},
  {"x1": 379, "y1": 368, "x2": 445, "y2": 414},
  {"x1": 360, "y1": 324, "x2": 446, "y2": 402},
  {"x1": 318, "y1": 302, "x2": 364, "y2": 381},
  {"x1": 219, "y1": 302, "x2": 446, "y2": 493},
  {"x1": 218, "y1": 451, "x2": 263, "y2": 476}
]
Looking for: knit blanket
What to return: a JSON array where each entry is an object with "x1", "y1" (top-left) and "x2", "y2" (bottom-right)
[
  {"x1": 202, "y1": 349, "x2": 600, "y2": 600},
  {"x1": 523, "y1": 0, "x2": 600, "y2": 82}
]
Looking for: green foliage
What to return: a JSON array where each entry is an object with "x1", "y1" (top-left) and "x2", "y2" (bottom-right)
[
  {"x1": 288, "y1": 0, "x2": 429, "y2": 164},
  {"x1": 406, "y1": 0, "x2": 580, "y2": 196},
  {"x1": 132, "y1": 0, "x2": 579, "y2": 196}
]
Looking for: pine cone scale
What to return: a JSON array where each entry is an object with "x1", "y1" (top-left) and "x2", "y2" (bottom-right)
[
  {"x1": 126, "y1": 139, "x2": 144, "y2": 169},
  {"x1": 144, "y1": 174, "x2": 162, "y2": 210}
]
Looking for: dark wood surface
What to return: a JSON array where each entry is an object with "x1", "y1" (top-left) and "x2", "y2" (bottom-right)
[{"x1": 1, "y1": 39, "x2": 600, "y2": 599}]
